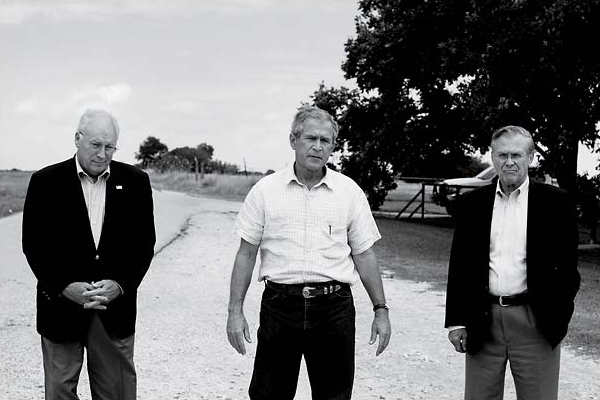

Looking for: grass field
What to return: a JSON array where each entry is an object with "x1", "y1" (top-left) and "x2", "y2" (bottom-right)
[
  {"x1": 1, "y1": 168, "x2": 598, "y2": 357},
  {"x1": 0, "y1": 170, "x2": 33, "y2": 218},
  {"x1": 146, "y1": 169, "x2": 262, "y2": 201}
]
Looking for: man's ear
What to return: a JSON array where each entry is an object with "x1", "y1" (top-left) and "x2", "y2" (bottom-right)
[
  {"x1": 289, "y1": 133, "x2": 297, "y2": 150},
  {"x1": 74, "y1": 132, "x2": 82, "y2": 148}
]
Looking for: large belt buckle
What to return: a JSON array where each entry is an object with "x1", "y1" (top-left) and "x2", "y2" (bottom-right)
[
  {"x1": 302, "y1": 286, "x2": 316, "y2": 299},
  {"x1": 498, "y1": 296, "x2": 509, "y2": 307}
]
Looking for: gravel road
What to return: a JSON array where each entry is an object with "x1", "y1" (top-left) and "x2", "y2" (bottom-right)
[{"x1": 1, "y1": 190, "x2": 598, "y2": 399}]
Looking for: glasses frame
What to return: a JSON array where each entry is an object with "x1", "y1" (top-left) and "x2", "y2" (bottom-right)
[{"x1": 77, "y1": 131, "x2": 118, "y2": 155}]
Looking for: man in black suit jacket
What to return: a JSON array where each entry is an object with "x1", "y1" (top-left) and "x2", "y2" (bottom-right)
[
  {"x1": 22, "y1": 109, "x2": 156, "y2": 400},
  {"x1": 445, "y1": 126, "x2": 580, "y2": 400}
]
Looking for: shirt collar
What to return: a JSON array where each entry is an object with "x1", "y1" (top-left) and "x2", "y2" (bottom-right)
[
  {"x1": 285, "y1": 163, "x2": 334, "y2": 190},
  {"x1": 75, "y1": 155, "x2": 110, "y2": 182},
  {"x1": 495, "y1": 176, "x2": 529, "y2": 200}
]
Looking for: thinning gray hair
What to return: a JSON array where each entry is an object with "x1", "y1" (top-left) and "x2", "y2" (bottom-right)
[
  {"x1": 77, "y1": 109, "x2": 120, "y2": 137},
  {"x1": 291, "y1": 106, "x2": 339, "y2": 141},
  {"x1": 491, "y1": 125, "x2": 535, "y2": 154}
]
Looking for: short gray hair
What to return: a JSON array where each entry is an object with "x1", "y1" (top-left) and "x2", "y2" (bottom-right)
[
  {"x1": 291, "y1": 106, "x2": 339, "y2": 141},
  {"x1": 77, "y1": 109, "x2": 120, "y2": 137},
  {"x1": 491, "y1": 125, "x2": 534, "y2": 154}
]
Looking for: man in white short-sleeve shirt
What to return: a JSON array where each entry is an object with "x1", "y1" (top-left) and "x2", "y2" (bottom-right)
[{"x1": 226, "y1": 106, "x2": 391, "y2": 400}]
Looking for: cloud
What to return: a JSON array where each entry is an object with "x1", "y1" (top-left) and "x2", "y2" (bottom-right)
[
  {"x1": 70, "y1": 83, "x2": 132, "y2": 106},
  {"x1": 167, "y1": 100, "x2": 201, "y2": 114},
  {"x1": 1, "y1": 0, "x2": 353, "y2": 25},
  {"x1": 14, "y1": 98, "x2": 40, "y2": 115},
  {"x1": 9, "y1": 83, "x2": 132, "y2": 121}
]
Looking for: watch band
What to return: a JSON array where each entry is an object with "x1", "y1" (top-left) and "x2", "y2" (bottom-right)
[{"x1": 373, "y1": 303, "x2": 389, "y2": 312}]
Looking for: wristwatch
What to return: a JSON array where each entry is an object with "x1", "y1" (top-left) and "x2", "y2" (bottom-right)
[{"x1": 373, "y1": 303, "x2": 389, "y2": 312}]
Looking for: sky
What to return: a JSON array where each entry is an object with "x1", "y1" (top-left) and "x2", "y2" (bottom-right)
[{"x1": 1, "y1": 0, "x2": 598, "y2": 175}]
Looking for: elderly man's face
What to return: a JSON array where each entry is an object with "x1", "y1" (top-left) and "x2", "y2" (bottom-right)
[
  {"x1": 491, "y1": 134, "x2": 534, "y2": 192},
  {"x1": 75, "y1": 118, "x2": 118, "y2": 177},
  {"x1": 290, "y1": 118, "x2": 334, "y2": 172}
]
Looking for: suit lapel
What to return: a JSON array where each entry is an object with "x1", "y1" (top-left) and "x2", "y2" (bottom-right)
[
  {"x1": 99, "y1": 163, "x2": 122, "y2": 251},
  {"x1": 479, "y1": 183, "x2": 496, "y2": 255},
  {"x1": 526, "y1": 181, "x2": 540, "y2": 270}
]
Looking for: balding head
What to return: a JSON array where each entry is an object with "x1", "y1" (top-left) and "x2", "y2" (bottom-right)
[{"x1": 77, "y1": 109, "x2": 120, "y2": 139}]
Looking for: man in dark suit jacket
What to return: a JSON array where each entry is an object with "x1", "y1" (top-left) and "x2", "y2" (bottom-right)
[
  {"x1": 445, "y1": 125, "x2": 580, "y2": 400},
  {"x1": 22, "y1": 109, "x2": 156, "y2": 400}
]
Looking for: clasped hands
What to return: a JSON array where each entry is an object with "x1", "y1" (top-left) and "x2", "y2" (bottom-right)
[{"x1": 62, "y1": 280, "x2": 122, "y2": 310}]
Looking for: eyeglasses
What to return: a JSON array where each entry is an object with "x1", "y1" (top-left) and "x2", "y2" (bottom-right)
[{"x1": 77, "y1": 131, "x2": 118, "y2": 155}]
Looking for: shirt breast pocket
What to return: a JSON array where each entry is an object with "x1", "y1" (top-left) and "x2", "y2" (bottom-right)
[{"x1": 320, "y1": 220, "x2": 348, "y2": 257}]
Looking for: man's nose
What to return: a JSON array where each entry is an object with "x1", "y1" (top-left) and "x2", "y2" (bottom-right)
[
  {"x1": 96, "y1": 149, "x2": 107, "y2": 159},
  {"x1": 313, "y1": 139, "x2": 323, "y2": 150}
]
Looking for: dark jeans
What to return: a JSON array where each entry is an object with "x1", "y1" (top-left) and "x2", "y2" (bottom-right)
[{"x1": 249, "y1": 283, "x2": 356, "y2": 400}]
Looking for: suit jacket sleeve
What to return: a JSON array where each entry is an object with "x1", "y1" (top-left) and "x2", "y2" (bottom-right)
[
  {"x1": 445, "y1": 194, "x2": 471, "y2": 328},
  {"x1": 22, "y1": 170, "x2": 75, "y2": 296}
]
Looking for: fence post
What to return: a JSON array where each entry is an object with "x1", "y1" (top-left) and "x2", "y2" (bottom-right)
[{"x1": 421, "y1": 182, "x2": 425, "y2": 219}]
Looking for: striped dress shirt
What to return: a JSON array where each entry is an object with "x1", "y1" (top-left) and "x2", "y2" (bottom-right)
[{"x1": 76, "y1": 157, "x2": 110, "y2": 249}]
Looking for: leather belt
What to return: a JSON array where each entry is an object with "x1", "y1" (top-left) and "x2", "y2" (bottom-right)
[
  {"x1": 265, "y1": 280, "x2": 348, "y2": 299},
  {"x1": 489, "y1": 292, "x2": 530, "y2": 307}
]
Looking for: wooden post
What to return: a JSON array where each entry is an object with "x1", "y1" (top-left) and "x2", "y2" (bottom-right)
[{"x1": 421, "y1": 182, "x2": 425, "y2": 219}]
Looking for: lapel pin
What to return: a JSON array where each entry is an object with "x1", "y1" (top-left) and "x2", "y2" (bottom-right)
[{"x1": 116, "y1": 185, "x2": 123, "y2": 190}]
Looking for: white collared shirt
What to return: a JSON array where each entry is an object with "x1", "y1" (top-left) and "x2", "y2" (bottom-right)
[
  {"x1": 234, "y1": 165, "x2": 381, "y2": 284},
  {"x1": 489, "y1": 177, "x2": 530, "y2": 296},
  {"x1": 76, "y1": 157, "x2": 110, "y2": 249}
]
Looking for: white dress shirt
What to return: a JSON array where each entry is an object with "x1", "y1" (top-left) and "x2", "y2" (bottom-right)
[
  {"x1": 489, "y1": 177, "x2": 530, "y2": 296},
  {"x1": 76, "y1": 157, "x2": 110, "y2": 249},
  {"x1": 235, "y1": 165, "x2": 381, "y2": 285}
]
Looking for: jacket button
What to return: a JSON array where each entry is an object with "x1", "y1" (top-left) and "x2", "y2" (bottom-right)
[{"x1": 95, "y1": 255, "x2": 100, "y2": 260}]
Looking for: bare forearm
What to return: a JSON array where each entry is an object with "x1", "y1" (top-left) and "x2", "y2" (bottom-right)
[
  {"x1": 353, "y1": 247, "x2": 386, "y2": 305},
  {"x1": 228, "y1": 240, "x2": 259, "y2": 313}
]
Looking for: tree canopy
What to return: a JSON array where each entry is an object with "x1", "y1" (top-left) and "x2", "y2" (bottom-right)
[
  {"x1": 135, "y1": 136, "x2": 168, "y2": 168},
  {"x1": 135, "y1": 136, "x2": 239, "y2": 174},
  {"x1": 169, "y1": 143, "x2": 214, "y2": 166},
  {"x1": 311, "y1": 0, "x2": 599, "y2": 207}
]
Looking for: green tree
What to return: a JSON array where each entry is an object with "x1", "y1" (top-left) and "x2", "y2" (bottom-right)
[
  {"x1": 313, "y1": 0, "x2": 599, "y2": 204},
  {"x1": 135, "y1": 136, "x2": 169, "y2": 168},
  {"x1": 169, "y1": 143, "x2": 215, "y2": 172}
]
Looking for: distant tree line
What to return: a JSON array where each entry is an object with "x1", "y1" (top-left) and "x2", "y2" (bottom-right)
[{"x1": 135, "y1": 136, "x2": 240, "y2": 174}]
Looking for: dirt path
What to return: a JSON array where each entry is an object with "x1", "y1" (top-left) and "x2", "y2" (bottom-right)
[{"x1": 1, "y1": 191, "x2": 598, "y2": 399}]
